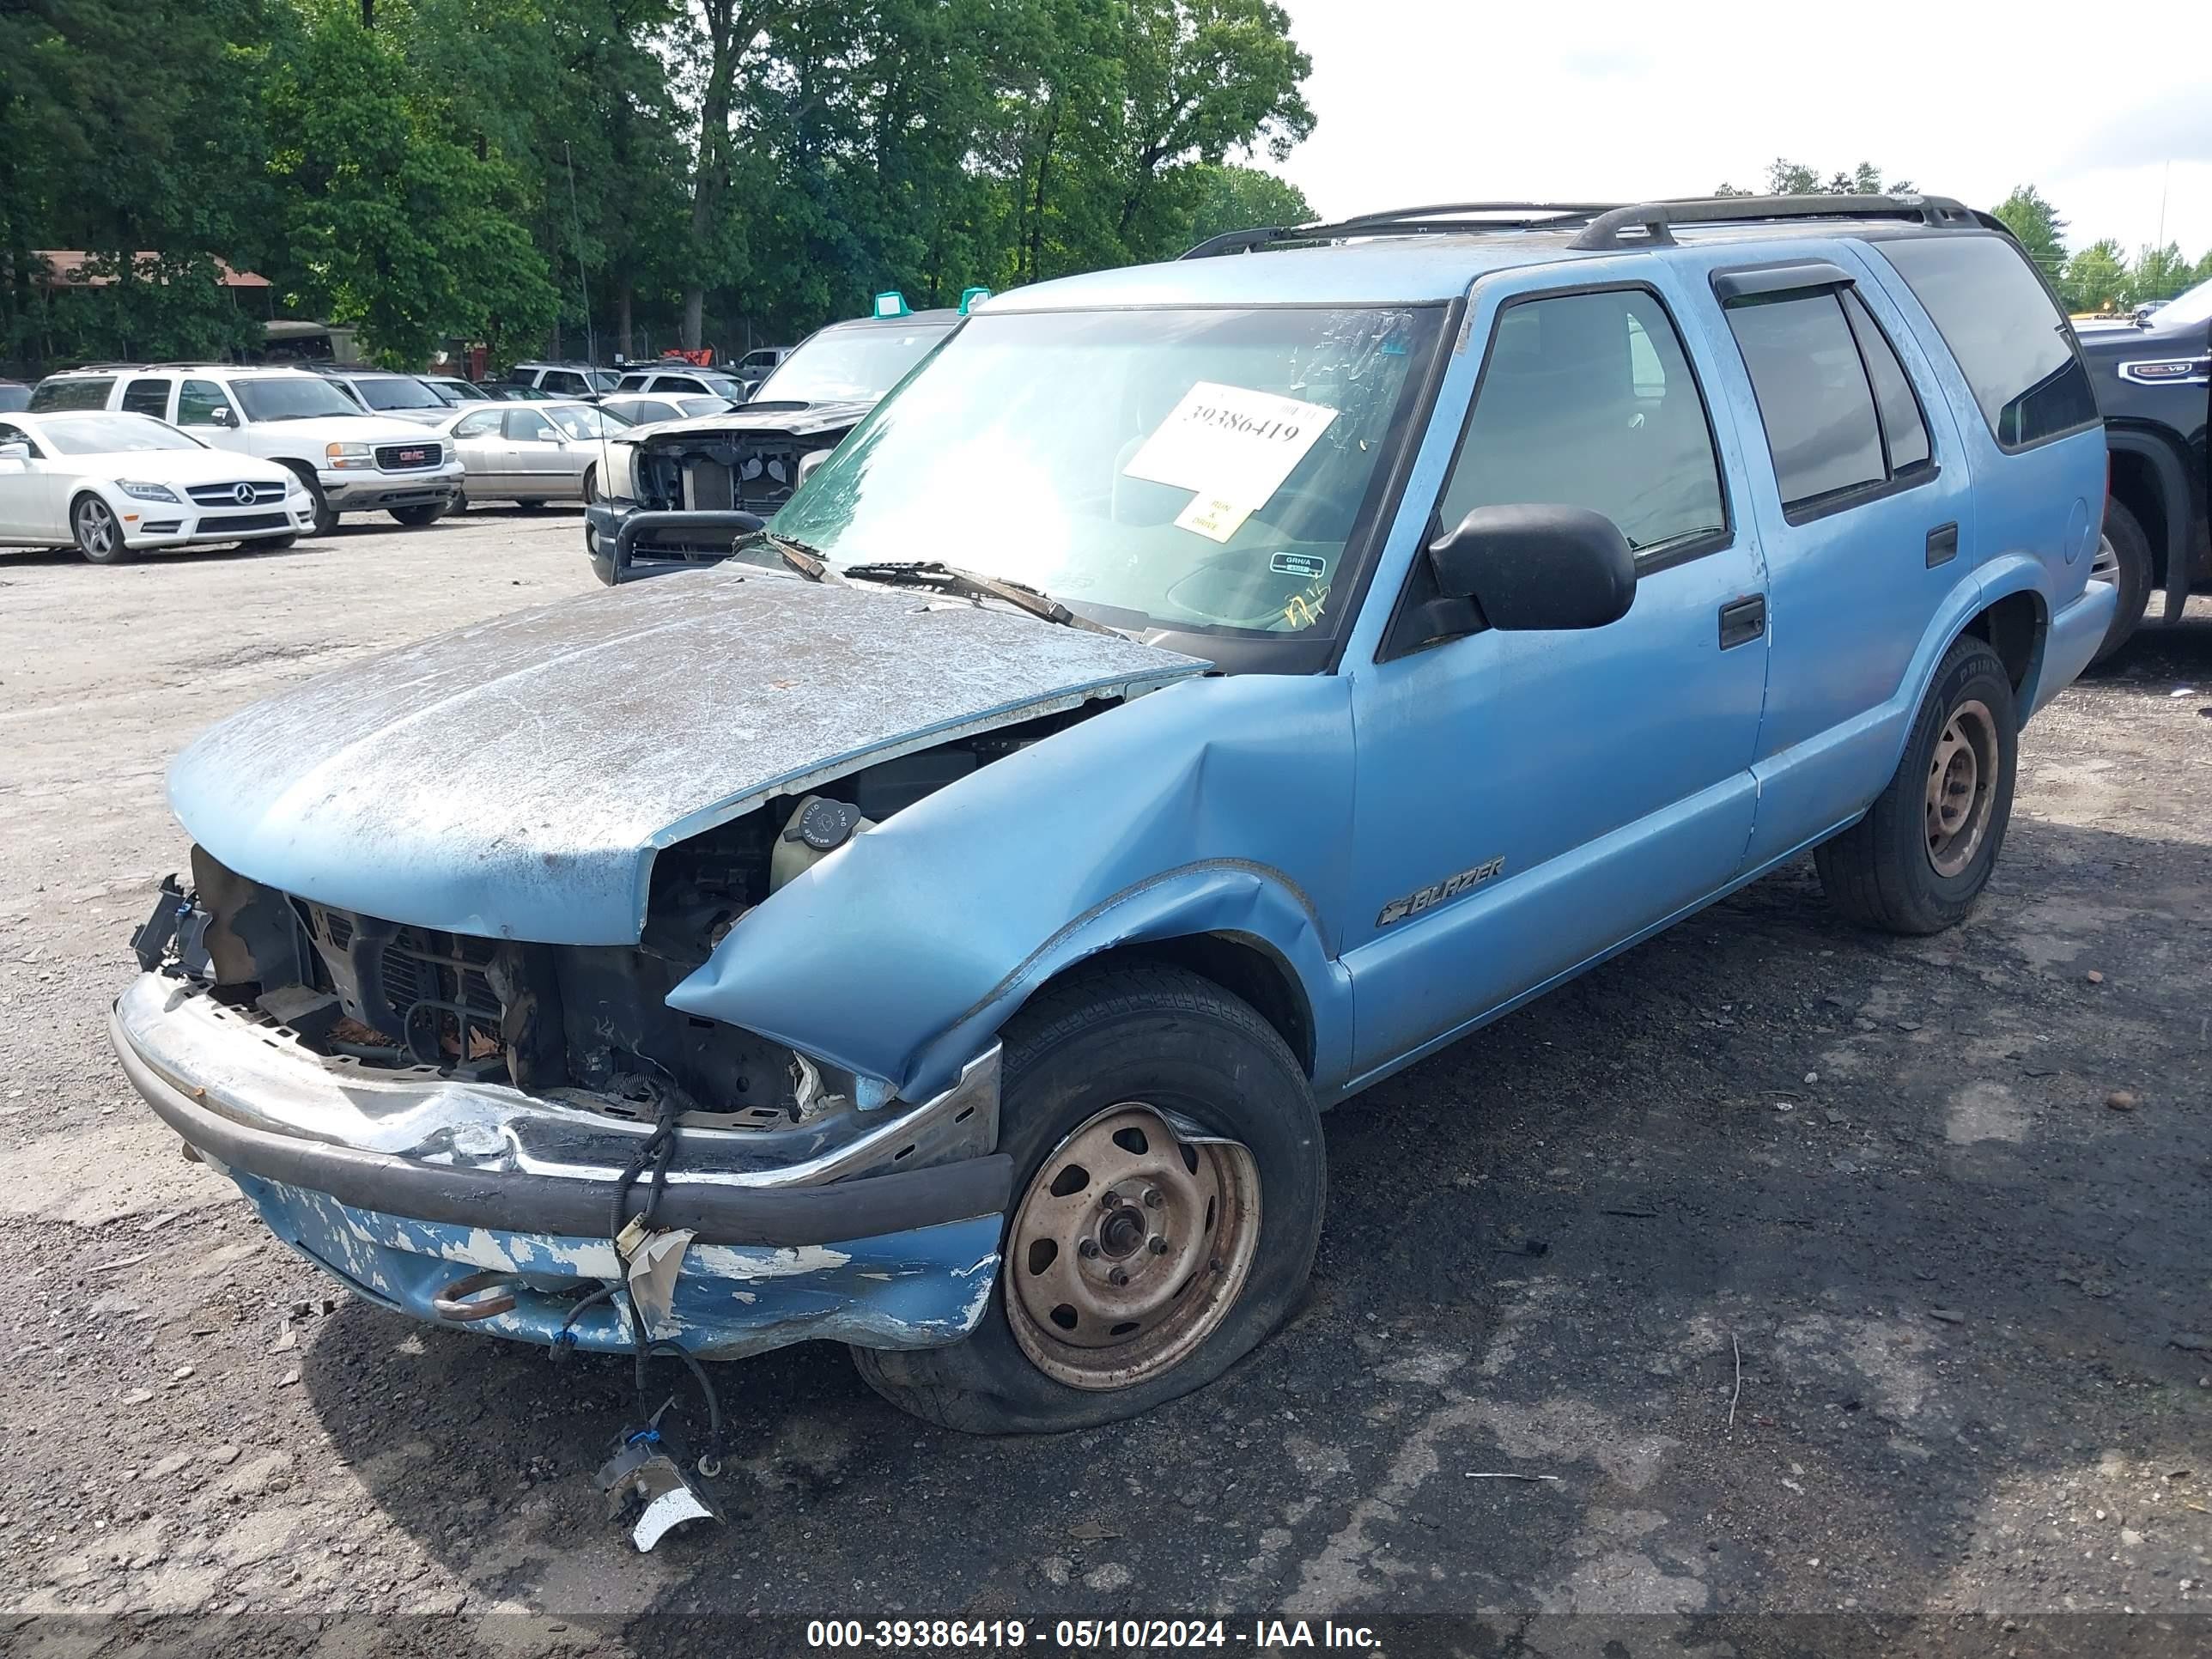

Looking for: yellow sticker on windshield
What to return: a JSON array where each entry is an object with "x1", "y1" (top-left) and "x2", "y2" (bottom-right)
[
  {"x1": 1124, "y1": 381, "x2": 1338, "y2": 513},
  {"x1": 1173, "y1": 494, "x2": 1255, "y2": 544}
]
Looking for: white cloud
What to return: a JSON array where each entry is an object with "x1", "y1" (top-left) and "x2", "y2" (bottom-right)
[{"x1": 1266, "y1": 0, "x2": 2212, "y2": 260}]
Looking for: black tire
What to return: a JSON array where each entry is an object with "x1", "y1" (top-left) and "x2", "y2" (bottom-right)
[
  {"x1": 283, "y1": 464, "x2": 337, "y2": 537},
  {"x1": 70, "y1": 493, "x2": 130, "y2": 564},
  {"x1": 2090, "y1": 498, "x2": 2153, "y2": 665},
  {"x1": 851, "y1": 964, "x2": 1324, "y2": 1434},
  {"x1": 257, "y1": 534, "x2": 298, "y2": 552},
  {"x1": 1814, "y1": 635, "x2": 2018, "y2": 936},
  {"x1": 390, "y1": 501, "x2": 446, "y2": 527},
  {"x1": 513, "y1": 498, "x2": 544, "y2": 513},
  {"x1": 581, "y1": 465, "x2": 598, "y2": 505}
]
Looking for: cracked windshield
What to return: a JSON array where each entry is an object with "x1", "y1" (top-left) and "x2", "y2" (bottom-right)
[{"x1": 772, "y1": 305, "x2": 1442, "y2": 636}]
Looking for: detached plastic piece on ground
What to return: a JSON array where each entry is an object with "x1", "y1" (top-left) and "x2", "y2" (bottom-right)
[{"x1": 594, "y1": 1415, "x2": 726, "y2": 1553}]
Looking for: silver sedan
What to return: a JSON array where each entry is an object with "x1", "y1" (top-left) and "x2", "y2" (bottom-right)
[{"x1": 440, "y1": 400, "x2": 633, "y2": 508}]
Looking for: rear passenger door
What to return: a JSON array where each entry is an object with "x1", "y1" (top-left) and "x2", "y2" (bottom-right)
[
  {"x1": 1703, "y1": 259, "x2": 1978, "y2": 867},
  {"x1": 1343, "y1": 273, "x2": 1771, "y2": 1080}
]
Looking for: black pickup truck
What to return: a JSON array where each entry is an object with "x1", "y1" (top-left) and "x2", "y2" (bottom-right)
[
  {"x1": 2075, "y1": 276, "x2": 2211, "y2": 659},
  {"x1": 584, "y1": 308, "x2": 957, "y2": 585}
]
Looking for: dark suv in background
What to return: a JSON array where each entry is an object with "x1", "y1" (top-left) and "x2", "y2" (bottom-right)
[{"x1": 2076, "y1": 276, "x2": 2211, "y2": 659}]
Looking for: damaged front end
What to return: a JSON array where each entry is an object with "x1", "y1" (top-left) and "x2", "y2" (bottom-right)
[
  {"x1": 114, "y1": 820, "x2": 1010, "y2": 1366},
  {"x1": 586, "y1": 404, "x2": 862, "y2": 585}
]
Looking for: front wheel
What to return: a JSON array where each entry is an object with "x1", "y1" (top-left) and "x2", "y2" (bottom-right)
[
  {"x1": 390, "y1": 501, "x2": 446, "y2": 527},
  {"x1": 71, "y1": 494, "x2": 129, "y2": 563},
  {"x1": 851, "y1": 964, "x2": 1324, "y2": 1434},
  {"x1": 283, "y1": 465, "x2": 337, "y2": 536},
  {"x1": 1814, "y1": 635, "x2": 2018, "y2": 935}
]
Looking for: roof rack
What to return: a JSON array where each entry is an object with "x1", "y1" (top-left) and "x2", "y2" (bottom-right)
[
  {"x1": 1181, "y1": 203, "x2": 1619, "y2": 260},
  {"x1": 1566, "y1": 192, "x2": 1978, "y2": 250}
]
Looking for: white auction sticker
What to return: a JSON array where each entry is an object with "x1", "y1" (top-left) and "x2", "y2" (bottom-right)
[{"x1": 1122, "y1": 381, "x2": 1338, "y2": 534}]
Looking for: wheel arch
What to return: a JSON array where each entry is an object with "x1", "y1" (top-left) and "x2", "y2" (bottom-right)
[{"x1": 1027, "y1": 929, "x2": 1319, "y2": 1082}]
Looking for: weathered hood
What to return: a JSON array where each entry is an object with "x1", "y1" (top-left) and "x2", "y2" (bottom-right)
[
  {"x1": 623, "y1": 399, "x2": 878, "y2": 445},
  {"x1": 170, "y1": 571, "x2": 1203, "y2": 945}
]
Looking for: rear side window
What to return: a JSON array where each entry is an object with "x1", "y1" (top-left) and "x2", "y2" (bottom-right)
[
  {"x1": 1876, "y1": 234, "x2": 2097, "y2": 448},
  {"x1": 29, "y1": 375, "x2": 113, "y2": 412},
  {"x1": 505, "y1": 408, "x2": 555, "y2": 441},
  {"x1": 1840, "y1": 291, "x2": 1930, "y2": 472},
  {"x1": 121, "y1": 377, "x2": 171, "y2": 417},
  {"x1": 1440, "y1": 287, "x2": 1728, "y2": 555},
  {"x1": 1724, "y1": 292, "x2": 1887, "y2": 511}
]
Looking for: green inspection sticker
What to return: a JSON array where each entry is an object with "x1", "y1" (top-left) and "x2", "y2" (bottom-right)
[{"x1": 1270, "y1": 551, "x2": 1327, "y2": 580}]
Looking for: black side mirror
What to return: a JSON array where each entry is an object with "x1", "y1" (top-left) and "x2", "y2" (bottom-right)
[{"x1": 1427, "y1": 503, "x2": 1637, "y2": 632}]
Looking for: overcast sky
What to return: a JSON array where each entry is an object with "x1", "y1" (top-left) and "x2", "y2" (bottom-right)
[{"x1": 1266, "y1": 0, "x2": 2212, "y2": 263}]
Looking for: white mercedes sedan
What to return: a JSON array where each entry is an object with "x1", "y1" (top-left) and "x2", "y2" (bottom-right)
[{"x1": 0, "y1": 410, "x2": 313, "y2": 563}]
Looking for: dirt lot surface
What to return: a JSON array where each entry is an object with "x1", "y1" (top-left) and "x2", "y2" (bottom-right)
[{"x1": 2, "y1": 515, "x2": 2208, "y2": 1655}]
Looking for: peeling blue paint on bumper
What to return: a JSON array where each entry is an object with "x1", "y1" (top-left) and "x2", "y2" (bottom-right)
[{"x1": 231, "y1": 1169, "x2": 1002, "y2": 1359}]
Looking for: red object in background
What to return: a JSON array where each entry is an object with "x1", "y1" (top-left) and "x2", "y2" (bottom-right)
[
  {"x1": 660, "y1": 347, "x2": 714, "y2": 367},
  {"x1": 467, "y1": 344, "x2": 488, "y2": 381}
]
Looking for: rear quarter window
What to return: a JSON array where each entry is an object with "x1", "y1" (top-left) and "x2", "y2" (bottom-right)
[
  {"x1": 30, "y1": 375, "x2": 114, "y2": 412},
  {"x1": 1876, "y1": 234, "x2": 2097, "y2": 449}
]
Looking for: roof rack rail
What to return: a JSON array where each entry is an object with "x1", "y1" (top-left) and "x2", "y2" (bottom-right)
[
  {"x1": 1181, "y1": 202, "x2": 1619, "y2": 260},
  {"x1": 1566, "y1": 192, "x2": 1978, "y2": 250}
]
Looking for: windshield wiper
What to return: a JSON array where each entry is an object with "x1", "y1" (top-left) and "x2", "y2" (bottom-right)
[
  {"x1": 838, "y1": 560, "x2": 1121, "y2": 635},
  {"x1": 733, "y1": 526, "x2": 834, "y2": 581}
]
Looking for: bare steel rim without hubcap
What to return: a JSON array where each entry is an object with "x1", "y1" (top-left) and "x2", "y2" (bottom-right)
[
  {"x1": 1925, "y1": 697, "x2": 1999, "y2": 878},
  {"x1": 1006, "y1": 1103, "x2": 1261, "y2": 1392}
]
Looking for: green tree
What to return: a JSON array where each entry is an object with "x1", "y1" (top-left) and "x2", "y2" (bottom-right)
[
  {"x1": 2063, "y1": 238, "x2": 2129, "y2": 314},
  {"x1": 1185, "y1": 164, "x2": 1316, "y2": 245},
  {"x1": 1993, "y1": 185, "x2": 2067, "y2": 283},
  {"x1": 1712, "y1": 160, "x2": 1912, "y2": 198},
  {"x1": 263, "y1": 0, "x2": 559, "y2": 367},
  {"x1": 2127, "y1": 242, "x2": 2193, "y2": 307}
]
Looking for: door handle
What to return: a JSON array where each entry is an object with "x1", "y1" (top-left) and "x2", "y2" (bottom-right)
[
  {"x1": 1718, "y1": 593, "x2": 1765, "y2": 650},
  {"x1": 1925, "y1": 522, "x2": 1959, "y2": 568}
]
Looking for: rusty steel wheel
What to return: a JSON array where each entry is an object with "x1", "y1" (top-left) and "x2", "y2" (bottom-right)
[
  {"x1": 1924, "y1": 697, "x2": 1998, "y2": 878},
  {"x1": 1006, "y1": 1103, "x2": 1261, "y2": 1392}
]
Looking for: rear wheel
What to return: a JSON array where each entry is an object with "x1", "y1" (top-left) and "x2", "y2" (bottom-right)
[
  {"x1": 851, "y1": 964, "x2": 1323, "y2": 1434},
  {"x1": 581, "y1": 465, "x2": 598, "y2": 504},
  {"x1": 2089, "y1": 499, "x2": 2152, "y2": 664},
  {"x1": 1815, "y1": 635, "x2": 2017, "y2": 935},
  {"x1": 71, "y1": 494, "x2": 128, "y2": 564},
  {"x1": 390, "y1": 501, "x2": 446, "y2": 527}
]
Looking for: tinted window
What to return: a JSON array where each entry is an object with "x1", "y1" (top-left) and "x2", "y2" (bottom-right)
[
  {"x1": 1841, "y1": 290, "x2": 1930, "y2": 473},
  {"x1": 0, "y1": 420, "x2": 41, "y2": 454},
  {"x1": 655, "y1": 375, "x2": 704, "y2": 393},
  {"x1": 121, "y1": 377, "x2": 171, "y2": 417},
  {"x1": 631, "y1": 399, "x2": 678, "y2": 423},
  {"x1": 1439, "y1": 287, "x2": 1727, "y2": 554},
  {"x1": 1725, "y1": 293, "x2": 1886, "y2": 510},
  {"x1": 1877, "y1": 234, "x2": 2097, "y2": 448},
  {"x1": 176, "y1": 379, "x2": 237, "y2": 428},
  {"x1": 28, "y1": 375, "x2": 114, "y2": 412},
  {"x1": 541, "y1": 372, "x2": 583, "y2": 395},
  {"x1": 617, "y1": 374, "x2": 652, "y2": 391},
  {"x1": 505, "y1": 409, "x2": 555, "y2": 441},
  {"x1": 358, "y1": 376, "x2": 441, "y2": 411}
]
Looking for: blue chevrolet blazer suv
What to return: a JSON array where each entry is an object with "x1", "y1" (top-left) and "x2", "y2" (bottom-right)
[{"x1": 115, "y1": 194, "x2": 2115, "y2": 1437}]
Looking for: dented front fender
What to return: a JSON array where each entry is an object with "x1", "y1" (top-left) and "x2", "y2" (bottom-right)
[{"x1": 667, "y1": 672, "x2": 1360, "y2": 1103}]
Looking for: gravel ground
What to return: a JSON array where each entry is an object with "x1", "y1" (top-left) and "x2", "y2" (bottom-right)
[{"x1": 1, "y1": 514, "x2": 2207, "y2": 1654}]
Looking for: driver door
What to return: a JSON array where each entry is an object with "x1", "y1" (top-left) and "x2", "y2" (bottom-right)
[
  {"x1": 1341, "y1": 272, "x2": 1771, "y2": 1081},
  {"x1": 0, "y1": 421, "x2": 57, "y2": 539},
  {"x1": 176, "y1": 379, "x2": 246, "y2": 453}
]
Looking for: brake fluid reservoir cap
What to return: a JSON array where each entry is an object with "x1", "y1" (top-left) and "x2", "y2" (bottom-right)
[{"x1": 793, "y1": 797, "x2": 860, "y2": 851}]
